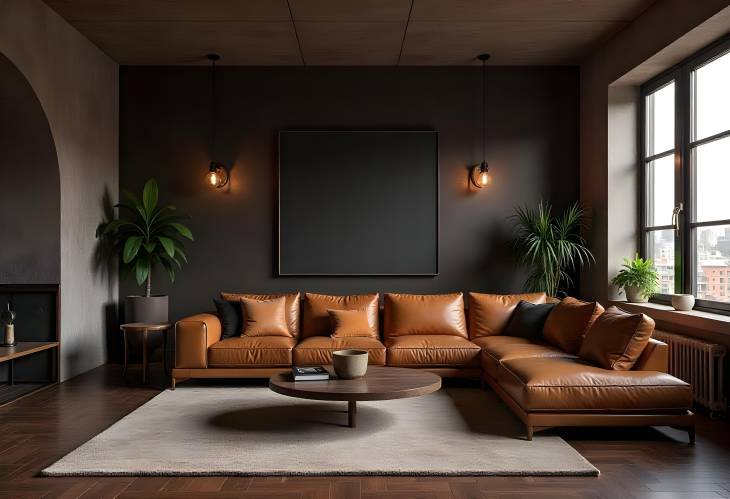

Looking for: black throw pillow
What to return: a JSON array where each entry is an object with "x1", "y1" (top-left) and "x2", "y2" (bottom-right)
[
  {"x1": 214, "y1": 298, "x2": 242, "y2": 339},
  {"x1": 503, "y1": 300, "x2": 556, "y2": 341}
]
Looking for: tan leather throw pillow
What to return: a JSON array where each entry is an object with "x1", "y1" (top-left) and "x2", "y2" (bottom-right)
[
  {"x1": 221, "y1": 292, "x2": 300, "y2": 337},
  {"x1": 240, "y1": 296, "x2": 290, "y2": 337},
  {"x1": 542, "y1": 296, "x2": 604, "y2": 354},
  {"x1": 328, "y1": 309, "x2": 373, "y2": 338},
  {"x1": 302, "y1": 293, "x2": 379, "y2": 338},
  {"x1": 579, "y1": 306, "x2": 655, "y2": 370},
  {"x1": 383, "y1": 293, "x2": 467, "y2": 339},
  {"x1": 467, "y1": 292, "x2": 547, "y2": 338}
]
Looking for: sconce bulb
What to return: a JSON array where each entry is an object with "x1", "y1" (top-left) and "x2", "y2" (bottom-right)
[
  {"x1": 479, "y1": 171, "x2": 489, "y2": 186},
  {"x1": 206, "y1": 162, "x2": 229, "y2": 189},
  {"x1": 470, "y1": 162, "x2": 490, "y2": 189}
]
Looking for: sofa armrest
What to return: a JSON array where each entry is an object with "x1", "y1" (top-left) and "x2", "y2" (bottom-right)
[
  {"x1": 633, "y1": 338, "x2": 668, "y2": 373},
  {"x1": 175, "y1": 313, "x2": 222, "y2": 369}
]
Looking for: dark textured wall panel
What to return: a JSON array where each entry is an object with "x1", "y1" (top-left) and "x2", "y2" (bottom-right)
[{"x1": 119, "y1": 66, "x2": 579, "y2": 321}]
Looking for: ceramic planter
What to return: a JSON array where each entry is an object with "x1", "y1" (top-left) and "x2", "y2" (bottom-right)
[
  {"x1": 125, "y1": 295, "x2": 168, "y2": 323},
  {"x1": 671, "y1": 294, "x2": 695, "y2": 311},
  {"x1": 625, "y1": 286, "x2": 649, "y2": 303}
]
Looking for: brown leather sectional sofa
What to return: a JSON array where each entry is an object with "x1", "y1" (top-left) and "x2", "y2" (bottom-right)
[{"x1": 172, "y1": 291, "x2": 695, "y2": 441}]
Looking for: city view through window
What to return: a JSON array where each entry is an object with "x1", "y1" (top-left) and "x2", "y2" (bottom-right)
[{"x1": 644, "y1": 47, "x2": 730, "y2": 305}]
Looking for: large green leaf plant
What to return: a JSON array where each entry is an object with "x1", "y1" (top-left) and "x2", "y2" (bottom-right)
[
  {"x1": 96, "y1": 179, "x2": 193, "y2": 297},
  {"x1": 511, "y1": 201, "x2": 594, "y2": 297}
]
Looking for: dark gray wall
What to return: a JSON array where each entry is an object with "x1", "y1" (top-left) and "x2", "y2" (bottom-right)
[
  {"x1": 120, "y1": 66, "x2": 579, "y2": 321},
  {"x1": 0, "y1": 53, "x2": 60, "y2": 284}
]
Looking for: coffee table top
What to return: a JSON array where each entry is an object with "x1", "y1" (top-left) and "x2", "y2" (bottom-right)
[{"x1": 269, "y1": 366, "x2": 441, "y2": 402}]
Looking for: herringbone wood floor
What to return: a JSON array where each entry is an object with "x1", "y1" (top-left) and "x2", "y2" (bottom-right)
[{"x1": 1, "y1": 364, "x2": 729, "y2": 499}]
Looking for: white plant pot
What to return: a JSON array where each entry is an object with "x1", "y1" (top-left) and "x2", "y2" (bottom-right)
[
  {"x1": 625, "y1": 286, "x2": 648, "y2": 303},
  {"x1": 671, "y1": 294, "x2": 695, "y2": 311}
]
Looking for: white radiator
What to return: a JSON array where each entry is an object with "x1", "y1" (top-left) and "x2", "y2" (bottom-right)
[{"x1": 653, "y1": 330, "x2": 727, "y2": 415}]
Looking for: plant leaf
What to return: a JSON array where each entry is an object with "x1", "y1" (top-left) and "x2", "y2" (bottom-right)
[
  {"x1": 135, "y1": 258, "x2": 150, "y2": 286},
  {"x1": 169, "y1": 222, "x2": 194, "y2": 241},
  {"x1": 142, "y1": 179, "x2": 159, "y2": 216},
  {"x1": 157, "y1": 236, "x2": 175, "y2": 258},
  {"x1": 122, "y1": 236, "x2": 143, "y2": 264}
]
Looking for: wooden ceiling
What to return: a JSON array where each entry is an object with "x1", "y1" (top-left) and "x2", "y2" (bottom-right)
[{"x1": 43, "y1": 0, "x2": 657, "y2": 66}]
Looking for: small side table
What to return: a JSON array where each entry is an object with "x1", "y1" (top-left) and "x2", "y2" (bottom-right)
[{"x1": 120, "y1": 322, "x2": 171, "y2": 386}]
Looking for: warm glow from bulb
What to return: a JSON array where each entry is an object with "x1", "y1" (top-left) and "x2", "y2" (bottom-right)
[
  {"x1": 479, "y1": 171, "x2": 489, "y2": 186},
  {"x1": 205, "y1": 163, "x2": 228, "y2": 189}
]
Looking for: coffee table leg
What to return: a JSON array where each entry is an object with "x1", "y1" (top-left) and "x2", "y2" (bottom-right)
[{"x1": 348, "y1": 400, "x2": 357, "y2": 428}]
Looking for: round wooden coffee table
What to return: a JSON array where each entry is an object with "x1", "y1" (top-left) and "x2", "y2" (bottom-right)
[{"x1": 269, "y1": 366, "x2": 441, "y2": 428}]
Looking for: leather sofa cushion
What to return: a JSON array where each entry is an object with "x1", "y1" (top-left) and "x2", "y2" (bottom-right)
[
  {"x1": 385, "y1": 335, "x2": 480, "y2": 367},
  {"x1": 384, "y1": 293, "x2": 467, "y2": 339},
  {"x1": 302, "y1": 293, "x2": 379, "y2": 338},
  {"x1": 579, "y1": 306, "x2": 655, "y2": 370},
  {"x1": 213, "y1": 298, "x2": 242, "y2": 339},
  {"x1": 293, "y1": 336, "x2": 386, "y2": 366},
  {"x1": 502, "y1": 301, "x2": 556, "y2": 341},
  {"x1": 221, "y1": 292, "x2": 301, "y2": 338},
  {"x1": 208, "y1": 336, "x2": 296, "y2": 367},
  {"x1": 543, "y1": 297, "x2": 604, "y2": 354},
  {"x1": 498, "y1": 356, "x2": 692, "y2": 412},
  {"x1": 475, "y1": 335, "x2": 575, "y2": 378},
  {"x1": 468, "y1": 292, "x2": 547, "y2": 339},
  {"x1": 240, "y1": 296, "x2": 290, "y2": 337},
  {"x1": 329, "y1": 309, "x2": 373, "y2": 338}
]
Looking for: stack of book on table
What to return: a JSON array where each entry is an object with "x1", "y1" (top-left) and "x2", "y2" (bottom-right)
[{"x1": 292, "y1": 366, "x2": 330, "y2": 381}]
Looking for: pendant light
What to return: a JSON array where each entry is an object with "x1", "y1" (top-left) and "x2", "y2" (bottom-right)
[
  {"x1": 204, "y1": 53, "x2": 229, "y2": 189},
  {"x1": 470, "y1": 53, "x2": 491, "y2": 189}
]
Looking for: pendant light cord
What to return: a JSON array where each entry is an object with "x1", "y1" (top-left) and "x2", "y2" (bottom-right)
[
  {"x1": 481, "y1": 56, "x2": 486, "y2": 165},
  {"x1": 210, "y1": 56, "x2": 217, "y2": 158},
  {"x1": 207, "y1": 54, "x2": 220, "y2": 159}
]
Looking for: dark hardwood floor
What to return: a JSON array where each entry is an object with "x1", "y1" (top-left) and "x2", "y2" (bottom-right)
[{"x1": 1, "y1": 364, "x2": 729, "y2": 499}]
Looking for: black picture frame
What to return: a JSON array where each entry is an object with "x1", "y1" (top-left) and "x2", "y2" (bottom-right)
[{"x1": 277, "y1": 130, "x2": 439, "y2": 276}]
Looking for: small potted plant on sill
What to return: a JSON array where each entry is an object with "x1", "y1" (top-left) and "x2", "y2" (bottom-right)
[
  {"x1": 511, "y1": 201, "x2": 595, "y2": 297},
  {"x1": 611, "y1": 254, "x2": 659, "y2": 303},
  {"x1": 96, "y1": 178, "x2": 193, "y2": 323}
]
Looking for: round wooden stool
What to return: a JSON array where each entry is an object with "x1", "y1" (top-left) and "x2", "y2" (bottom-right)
[{"x1": 119, "y1": 322, "x2": 171, "y2": 385}]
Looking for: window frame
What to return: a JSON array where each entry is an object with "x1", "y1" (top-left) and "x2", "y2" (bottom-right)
[{"x1": 640, "y1": 34, "x2": 730, "y2": 315}]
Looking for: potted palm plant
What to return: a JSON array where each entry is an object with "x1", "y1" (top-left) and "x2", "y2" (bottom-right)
[
  {"x1": 96, "y1": 179, "x2": 193, "y2": 322},
  {"x1": 611, "y1": 254, "x2": 660, "y2": 303},
  {"x1": 511, "y1": 201, "x2": 594, "y2": 297}
]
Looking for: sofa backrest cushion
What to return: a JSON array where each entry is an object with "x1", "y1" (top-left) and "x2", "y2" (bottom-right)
[
  {"x1": 221, "y1": 292, "x2": 301, "y2": 338},
  {"x1": 240, "y1": 296, "x2": 291, "y2": 337},
  {"x1": 302, "y1": 293, "x2": 379, "y2": 338},
  {"x1": 329, "y1": 309, "x2": 373, "y2": 338},
  {"x1": 543, "y1": 296, "x2": 604, "y2": 354},
  {"x1": 384, "y1": 293, "x2": 467, "y2": 339},
  {"x1": 213, "y1": 298, "x2": 242, "y2": 339},
  {"x1": 578, "y1": 306, "x2": 655, "y2": 370},
  {"x1": 467, "y1": 292, "x2": 547, "y2": 339},
  {"x1": 502, "y1": 300, "x2": 556, "y2": 341}
]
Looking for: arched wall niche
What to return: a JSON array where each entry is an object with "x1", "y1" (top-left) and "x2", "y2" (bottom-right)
[{"x1": 0, "y1": 52, "x2": 61, "y2": 284}]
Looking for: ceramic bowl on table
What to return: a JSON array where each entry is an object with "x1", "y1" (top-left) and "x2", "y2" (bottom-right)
[{"x1": 332, "y1": 349, "x2": 369, "y2": 379}]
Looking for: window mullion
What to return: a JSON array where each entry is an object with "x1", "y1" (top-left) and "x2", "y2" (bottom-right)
[{"x1": 676, "y1": 67, "x2": 689, "y2": 295}]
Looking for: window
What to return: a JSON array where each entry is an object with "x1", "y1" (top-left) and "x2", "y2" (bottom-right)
[{"x1": 641, "y1": 36, "x2": 730, "y2": 313}]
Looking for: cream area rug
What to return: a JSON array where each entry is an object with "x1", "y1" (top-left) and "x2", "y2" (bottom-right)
[{"x1": 43, "y1": 386, "x2": 598, "y2": 476}]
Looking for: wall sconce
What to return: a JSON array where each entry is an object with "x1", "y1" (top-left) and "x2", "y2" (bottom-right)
[
  {"x1": 471, "y1": 53, "x2": 491, "y2": 190},
  {"x1": 470, "y1": 161, "x2": 489, "y2": 188},
  {"x1": 205, "y1": 161, "x2": 229, "y2": 188},
  {"x1": 205, "y1": 53, "x2": 228, "y2": 189}
]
